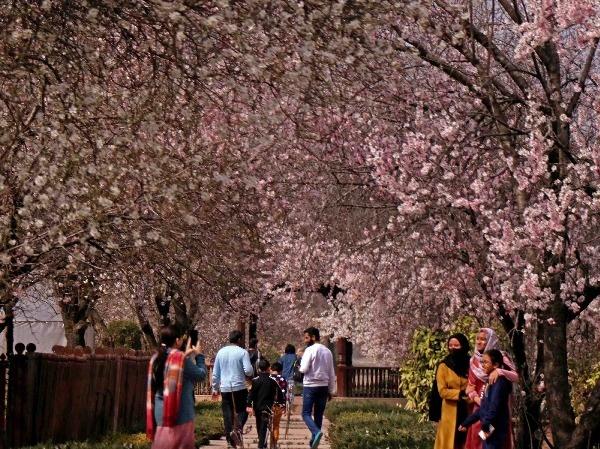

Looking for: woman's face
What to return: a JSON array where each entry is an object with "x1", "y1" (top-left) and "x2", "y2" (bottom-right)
[
  {"x1": 448, "y1": 338, "x2": 463, "y2": 352},
  {"x1": 476, "y1": 331, "x2": 488, "y2": 352},
  {"x1": 481, "y1": 354, "x2": 498, "y2": 374}
]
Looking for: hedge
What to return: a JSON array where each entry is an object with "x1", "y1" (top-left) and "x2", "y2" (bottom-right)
[{"x1": 326, "y1": 400, "x2": 435, "y2": 449}]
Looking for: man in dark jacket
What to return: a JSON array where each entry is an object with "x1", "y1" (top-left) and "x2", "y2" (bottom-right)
[{"x1": 246, "y1": 359, "x2": 285, "y2": 449}]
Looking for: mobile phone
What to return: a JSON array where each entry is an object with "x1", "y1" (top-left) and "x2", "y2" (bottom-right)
[
  {"x1": 479, "y1": 425, "x2": 494, "y2": 440},
  {"x1": 188, "y1": 329, "x2": 199, "y2": 346}
]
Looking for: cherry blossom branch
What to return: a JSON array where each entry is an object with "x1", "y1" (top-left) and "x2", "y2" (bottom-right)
[{"x1": 566, "y1": 38, "x2": 600, "y2": 117}]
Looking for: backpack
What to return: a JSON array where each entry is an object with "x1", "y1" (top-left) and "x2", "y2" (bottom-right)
[
  {"x1": 292, "y1": 358, "x2": 304, "y2": 383},
  {"x1": 428, "y1": 366, "x2": 442, "y2": 422}
]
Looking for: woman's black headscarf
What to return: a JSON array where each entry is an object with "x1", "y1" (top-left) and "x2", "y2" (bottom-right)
[{"x1": 442, "y1": 333, "x2": 470, "y2": 378}]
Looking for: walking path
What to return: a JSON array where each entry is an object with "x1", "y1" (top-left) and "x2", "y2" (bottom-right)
[{"x1": 200, "y1": 398, "x2": 331, "y2": 449}]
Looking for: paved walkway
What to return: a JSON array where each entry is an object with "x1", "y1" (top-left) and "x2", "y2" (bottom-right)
[{"x1": 200, "y1": 398, "x2": 331, "y2": 449}]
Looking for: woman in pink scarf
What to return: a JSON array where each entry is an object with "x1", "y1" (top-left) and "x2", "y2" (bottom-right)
[
  {"x1": 146, "y1": 325, "x2": 206, "y2": 449},
  {"x1": 466, "y1": 328, "x2": 518, "y2": 449}
]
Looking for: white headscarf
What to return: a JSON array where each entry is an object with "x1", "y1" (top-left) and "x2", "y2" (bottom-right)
[{"x1": 470, "y1": 328, "x2": 500, "y2": 382}]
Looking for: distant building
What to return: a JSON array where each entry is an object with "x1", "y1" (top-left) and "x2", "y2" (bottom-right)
[{"x1": 0, "y1": 284, "x2": 94, "y2": 354}]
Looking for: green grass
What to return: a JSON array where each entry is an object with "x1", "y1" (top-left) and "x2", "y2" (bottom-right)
[
  {"x1": 23, "y1": 401, "x2": 224, "y2": 449},
  {"x1": 326, "y1": 400, "x2": 435, "y2": 449}
]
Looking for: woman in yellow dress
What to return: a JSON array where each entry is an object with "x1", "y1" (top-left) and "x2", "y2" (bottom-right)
[{"x1": 434, "y1": 333, "x2": 471, "y2": 449}]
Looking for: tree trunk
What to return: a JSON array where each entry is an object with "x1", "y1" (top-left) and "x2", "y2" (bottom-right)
[
  {"x1": 5, "y1": 310, "x2": 13, "y2": 355},
  {"x1": 498, "y1": 307, "x2": 543, "y2": 449},
  {"x1": 543, "y1": 301, "x2": 576, "y2": 448},
  {"x1": 60, "y1": 308, "x2": 87, "y2": 347},
  {"x1": 132, "y1": 297, "x2": 157, "y2": 348}
]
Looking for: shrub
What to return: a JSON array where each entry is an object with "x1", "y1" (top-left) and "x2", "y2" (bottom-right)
[
  {"x1": 399, "y1": 318, "x2": 487, "y2": 420},
  {"x1": 105, "y1": 320, "x2": 143, "y2": 350},
  {"x1": 326, "y1": 400, "x2": 435, "y2": 449},
  {"x1": 194, "y1": 401, "x2": 224, "y2": 444},
  {"x1": 570, "y1": 358, "x2": 600, "y2": 417}
]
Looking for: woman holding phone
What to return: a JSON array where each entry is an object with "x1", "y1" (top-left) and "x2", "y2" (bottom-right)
[{"x1": 147, "y1": 325, "x2": 206, "y2": 449}]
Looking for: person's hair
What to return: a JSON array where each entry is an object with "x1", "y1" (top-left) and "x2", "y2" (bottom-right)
[
  {"x1": 249, "y1": 338, "x2": 258, "y2": 349},
  {"x1": 258, "y1": 358, "x2": 270, "y2": 372},
  {"x1": 229, "y1": 330, "x2": 244, "y2": 344},
  {"x1": 152, "y1": 325, "x2": 182, "y2": 393},
  {"x1": 484, "y1": 349, "x2": 505, "y2": 368},
  {"x1": 15, "y1": 342, "x2": 25, "y2": 354},
  {"x1": 271, "y1": 361, "x2": 283, "y2": 372},
  {"x1": 25, "y1": 343, "x2": 36, "y2": 353},
  {"x1": 304, "y1": 327, "x2": 320, "y2": 341},
  {"x1": 284, "y1": 344, "x2": 296, "y2": 354}
]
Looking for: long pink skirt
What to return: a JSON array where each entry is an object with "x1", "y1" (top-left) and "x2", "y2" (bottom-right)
[{"x1": 151, "y1": 421, "x2": 195, "y2": 449}]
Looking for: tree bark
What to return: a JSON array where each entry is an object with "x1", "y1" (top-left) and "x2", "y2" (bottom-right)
[
  {"x1": 497, "y1": 307, "x2": 543, "y2": 449},
  {"x1": 543, "y1": 301, "x2": 576, "y2": 448}
]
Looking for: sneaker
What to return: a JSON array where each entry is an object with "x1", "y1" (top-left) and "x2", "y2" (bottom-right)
[
  {"x1": 230, "y1": 430, "x2": 243, "y2": 448},
  {"x1": 311, "y1": 431, "x2": 323, "y2": 449}
]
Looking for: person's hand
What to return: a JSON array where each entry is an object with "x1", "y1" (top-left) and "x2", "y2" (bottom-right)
[
  {"x1": 246, "y1": 407, "x2": 254, "y2": 416},
  {"x1": 211, "y1": 392, "x2": 220, "y2": 401},
  {"x1": 488, "y1": 369, "x2": 500, "y2": 384},
  {"x1": 458, "y1": 426, "x2": 467, "y2": 432},
  {"x1": 473, "y1": 396, "x2": 481, "y2": 406},
  {"x1": 327, "y1": 393, "x2": 334, "y2": 402},
  {"x1": 466, "y1": 384, "x2": 475, "y2": 395},
  {"x1": 185, "y1": 339, "x2": 203, "y2": 358}
]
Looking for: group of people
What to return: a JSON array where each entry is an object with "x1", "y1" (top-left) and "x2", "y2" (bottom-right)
[
  {"x1": 14, "y1": 342, "x2": 37, "y2": 355},
  {"x1": 146, "y1": 325, "x2": 336, "y2": 449},
  {"x1": 433, "y1": 328, "x2": 518, "y2": 449}
]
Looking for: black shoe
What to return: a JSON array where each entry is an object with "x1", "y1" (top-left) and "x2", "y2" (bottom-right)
[{"x1": 230, "y1": 430, "x2": 243, "y2": 448}]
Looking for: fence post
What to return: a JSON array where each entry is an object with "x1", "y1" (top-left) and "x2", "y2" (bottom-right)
[
  {"x1": 112, "y1": 354, "x2": 123, "y2": 433},
  {"x1": 0, "y1": 358, "x2": 6, "y2": 449},
  {"x1": 335, "y1": 338, "x2": 347, "y2": 397}
]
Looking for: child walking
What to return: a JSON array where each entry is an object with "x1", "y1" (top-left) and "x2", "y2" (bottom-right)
[
  {"x1": 246, "y1": 359, "x2": 285, "y2": 449},
  {"x1": 270, "y1": 362, "x2": 288, "y2": 449}
]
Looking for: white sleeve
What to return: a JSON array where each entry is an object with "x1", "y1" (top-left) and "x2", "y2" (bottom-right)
[
  {"x1": 328, "y1": 350, "x2": 337, "y2": 394},
  {"x1": 299, "y1": 347, "x2": 311, "y2": 374}
]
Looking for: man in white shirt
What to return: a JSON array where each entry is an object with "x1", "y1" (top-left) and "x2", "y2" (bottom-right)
[{"x1": 299, "y1": 327, "x2": 336, "y2": 449}]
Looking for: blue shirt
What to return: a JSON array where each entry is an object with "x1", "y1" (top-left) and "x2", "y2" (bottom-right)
[
  {"x1": 211, "y1": 344, "x2": 253, "y2": 393},
  {"x1": 154, "y1": 353, "x2": 207, "y2": 425},
  {"x1": 278, "y1": 353, "x2": 298, "y2": 380}
]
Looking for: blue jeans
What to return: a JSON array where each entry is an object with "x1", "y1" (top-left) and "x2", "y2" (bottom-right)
[{"x1": 302, "y1": 386, "x2": 329, "y2": 438}]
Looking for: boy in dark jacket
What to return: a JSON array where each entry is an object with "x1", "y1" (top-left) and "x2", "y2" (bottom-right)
[
  {"x1": 246, "y1": 359, "x2": 285, "y2": 449},
  {"x1": 270, "y1": 362, "x2": 288, "y2": 449}
]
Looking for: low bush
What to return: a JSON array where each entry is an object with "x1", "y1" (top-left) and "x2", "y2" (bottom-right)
[
  {"x1": 194, "y1": 400, "x2": 224, "y2": 445},
  {"x1": 326, "y1": 400, "x2": 435, "y2": 449}
]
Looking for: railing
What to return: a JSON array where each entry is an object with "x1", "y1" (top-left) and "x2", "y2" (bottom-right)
[
  {"x1": 338, "y1": 365, "x2": 402, "y2": 398},
  {"x1": 194, "y1": 363, "x2": 214, "y2": 395}
]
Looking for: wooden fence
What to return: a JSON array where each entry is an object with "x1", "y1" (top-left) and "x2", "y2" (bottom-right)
[
  {"x1": 0, "y1": 348, "x2": 150, "y2": 448},
  {"x1": 337, "y1": 365, "x2": 402, "y2": 398},
  {"x1": 194, "y1": 363, "x2": 214, "y2": 395}
]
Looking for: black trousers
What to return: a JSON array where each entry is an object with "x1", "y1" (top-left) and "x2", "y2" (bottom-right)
[
  {"x1": 221, "y1": 389, "x2": 249, "y2": 444},
  {"x1": 255, "y1": 409, "x2": 271, "y2": 449}
]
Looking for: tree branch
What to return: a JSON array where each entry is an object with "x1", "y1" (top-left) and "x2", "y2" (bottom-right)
[{"x1": 566, "y1": 38, "x2": 600, "y2": 116}]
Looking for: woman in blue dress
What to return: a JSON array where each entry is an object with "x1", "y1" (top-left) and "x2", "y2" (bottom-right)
[{"x1": 458, "y1": 349, "x2": 512, "y2": 449}]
